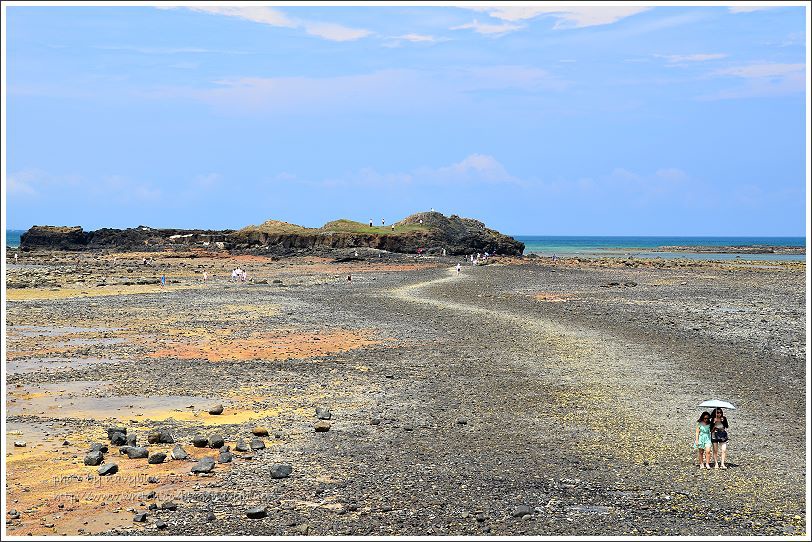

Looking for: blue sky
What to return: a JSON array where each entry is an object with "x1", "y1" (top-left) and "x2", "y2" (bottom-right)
[{"x1": 4, "y1": 3, "x2": 808, "y2": 235}]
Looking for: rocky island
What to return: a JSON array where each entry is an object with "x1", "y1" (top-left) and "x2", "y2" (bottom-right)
[{"x1": 19, "y1": 212, "x2": 524, "y2": 257}]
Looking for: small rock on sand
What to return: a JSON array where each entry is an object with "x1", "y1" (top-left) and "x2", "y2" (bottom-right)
[
  {"x1": 315, "y1": 406, "x2": 332, "y2": 420},
  {"x1": 235, "y1": 439, "x2": 249, "y2": 452},
  {"x1": 13, "y1": 441, "x2": 27, "y2": 448},
  {"x1": 133, "y1": 512, "x2": 147, "y2": 522},
  {"x1": 218, "y1": 452, "x2": 233, "y2": 463},
  {"x1": 192, "y1": 435, "x2": 208, "y2": 448},
  {"x1": 208, "y1": 404, "x2": 224, "y2": 415},
  {"x1": 98, "y1": 463, "x2": 119, "y2": 476},
  {"x1": 89, "y1": 443, "x2": 109, "y2": 453},
  {"x1": 249, "y1": 438, "x2": 266, "y2": 450},
  {"x1": 314, "y1": 421, "x2": 331, "y2": 432},
  {"x1": 251, "y1": 427, "x2": 269, "y2": 437},
  {"x1": 171, "y1": 444, "x2": 190, "y2": 460},
  {"x1": 191, "y1": 457, "x2": 216, "y2": 474},
  {"x1": 148, "y1": 452, "x2": 167, "y2": 464},
  {"x1": 270, "y1": 464, "x2": 293, "y2": 479},
  {"x1": 208, "y1": 435, "x2": 225, "y2": 449},
  {"x1": 246, "y1": 506, "x2": 267, "y2": 519},
  {"x1": 125, "y1": 447, "x2": 149, "y2": 459},
  {"x1": 84, "y1": 451, "x2": 104, "y2": 466}
]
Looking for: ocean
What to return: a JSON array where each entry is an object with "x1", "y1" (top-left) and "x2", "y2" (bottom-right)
[
  {"x1": 515, "y1": 235, "x2": 806, "y2": 261},
  {"x1": 4, "y1": 230, "x2": 806, "y2": 261}
]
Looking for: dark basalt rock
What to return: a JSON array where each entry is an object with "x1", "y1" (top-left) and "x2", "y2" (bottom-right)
[{"x1": 20, "y1": 212, "x2": 524, "y2": 256}]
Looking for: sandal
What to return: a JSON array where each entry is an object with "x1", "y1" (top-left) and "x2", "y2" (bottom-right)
[{"x1": 720, "y1": 465, "x2": 727, "y2": 469}]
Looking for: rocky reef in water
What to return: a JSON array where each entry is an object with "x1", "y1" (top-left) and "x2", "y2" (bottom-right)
[{"x1": 19, "y1": 212, "x2": 525, "y2": 256}]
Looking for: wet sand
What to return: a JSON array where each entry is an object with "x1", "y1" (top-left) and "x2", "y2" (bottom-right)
[{"x1": 3, "y1": 250, "x2": 807, "y2": 536}]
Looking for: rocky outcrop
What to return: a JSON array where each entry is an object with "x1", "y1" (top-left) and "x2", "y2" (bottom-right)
[{"x1": 19, "y1": 212, "x2": 524, "y2": 256}]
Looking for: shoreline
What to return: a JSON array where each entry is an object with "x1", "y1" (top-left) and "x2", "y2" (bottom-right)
[{"x1": 3, "y1": 249, "x2": 807, "y2": 535}]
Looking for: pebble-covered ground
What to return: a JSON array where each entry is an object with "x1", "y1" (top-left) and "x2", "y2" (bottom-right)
[{"x1": 3, "y1": 249, "x2": 807, "y2": 536}]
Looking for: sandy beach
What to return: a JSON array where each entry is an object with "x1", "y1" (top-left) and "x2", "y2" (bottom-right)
[{"x1": 4, "y1": 249, "x2": 806, "y2": 536}]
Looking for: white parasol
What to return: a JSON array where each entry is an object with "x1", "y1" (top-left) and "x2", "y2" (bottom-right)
[{"x1": 699, "y1": 399, "x2": 736, "y2": 410}]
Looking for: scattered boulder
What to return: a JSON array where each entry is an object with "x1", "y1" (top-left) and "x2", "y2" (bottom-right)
[
  {"x1": 208, "y1": 404, "x2": 224, "y2": 415},
  {"x1": 13, "y1": 441, "x2": 27, "y2": 448},
  {"x1": 315, "y1": 406, "x2": 332, "y2": 420},
  {"x1": 218, "y1": 452, "x2": 233, "y2": 464},
  {"x1": 192, "y1": 435, "x2": 208, "y2": 448},
  {"x1": 125, "y1": 434, "x2": 138, "y2": 447},
  {"x1": 148, "y1": 452, "x2": 167, "y2": 464},
  {"x1": 208, "y1": 435, "x2": 225, "y2": 449},
  {"x1": 270, "y1": 464, "x2": 292, "y2": 479},
  {"x1": 315, "y1": 421, "x2": 331, "y2": 432},
  {"x1": 107, "y1": 427, "x2": 127, "y2": 440},
  {"x1": 511, "y1": 505, "x2": 533, "y2": 518},
  {"x1": 156, "y1": 520, "x2": 168, "y2": 530},
  {"x1": 125, "y1": 447, "x2": 149, "y2": 459},
  {"x1": 133, "y1": 512, "x2": 147, "y2": 522},
  {"x1": 84, "y1": 451, "x2": 104, "y2": 466},
  {"x1": 160, "y1": 501, "x2": 178, "y2": 511},
  {"x1": 171, "y1": 444, "x2": 190, "y2": 461},
  {"x1": 251, "y1": 427, "x2": 269, "y2": 437},
  {"x1": 205, "y1": 511, "x2": 217, "y2": 522},
  {"x1": 110, "y1": 432, "x2": 127, "y2": 446},
  {"x1": 249, "y1": 438, "x2": 265, "y2": 450},
  {"x1": 147, "y1": 430, "x2": 174, "y2": 444},
  {"x1": 89, "y1": 443, "x2": 109, "y2": 453},
  {"x1": 191, "y1": 457, "x2": 216, "y2": 474},
  {"x1": 98, "y1": 463, "x2": 118, "y2": 476},
  {"x1": 246, "y1": 506, "x2": 267, "y2": 519},
  {"x1": 235, "y1": 439, "x2": 249, "y2": 452}
]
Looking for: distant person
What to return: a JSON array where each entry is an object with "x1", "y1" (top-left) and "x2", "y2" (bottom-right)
[
  {"x1": 143, "y1": 257, "x2": 148, "y2": 265},
  {"x1": 391, "y1": 224, "x2": 395, "y2": 231},
  {"x1": 456, "y1": 263, "x2": 461, "y2": 275},
  {"x1": 354, "y1": 250, "x2": 359, "y2": 257},
  {"x1": 694, "y1": 411, "x2": 713, "y2": 469},
  {"x1": 419, "y1": 219, "x2": 423, "y2": 224},
  {"x1": 369, "y1": 219, "x2": 373, "y2": 227},
  {"x1": 430, "y1": 208, "x2": 434, "y2": 212},
  {"x1": 203, "y1": 271, "x2": 208, "y2": 283},
  {"x1": 347, "y1": 274, "x2": 352, "y2": 282},
  {"x1": 442, "y1": 248, "x2": 446, "y2": 256},
  {"x1": 14, "y1": 252, "x2": 18, "y2": 263},
  {"x1": 160, "y1": 274, "x2": 166, "y2": 288},
  {"x1": 381, "y1": 219, "x2": 385, "y2": 226},
  {"x1": 709, "y1": 408, "x2": 730, "y2": 469}
]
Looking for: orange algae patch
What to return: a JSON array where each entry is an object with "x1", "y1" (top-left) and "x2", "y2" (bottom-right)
[
  {"x1": 147, "y1": 329, "x2": 382, "y2": 362},
  {"x1": 5, "y1": 436, "x2": 230, "y2": 536}
]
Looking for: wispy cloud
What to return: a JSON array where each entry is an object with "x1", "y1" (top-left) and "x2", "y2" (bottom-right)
[
  {"x1": 656, "y1": 53, "x2": 728, "y2": 64},
  {"x1": 322, "y1": 154, "x2": 523, "y2": 188},
  {"x1": 96, "y1": 45, "x2": 251, "y2": 55},
  {"x1": 451, "y1": 20, "x2": 524, "y2": 36},
  {"x1": 394, "y1": 33, "x2": 440, "y2": 43},
  {"x1": 145, "y1": 65, "x2": 568, "y2": 115},
  {"x1": 465, "y1": 6, "x2": 650, "y2": 28},
  {"x1": 701, "y1": 62, "x2": 805, "y2": 100},
  {"x1": 173, "y1": 6, "x2": 372, "y2": 42},
  {"x1": 7, "y1": 169, "x2": 81, "y2": 198},
  {"x1": 728, "y1": 6, "x2": 777, "y2": 13}
]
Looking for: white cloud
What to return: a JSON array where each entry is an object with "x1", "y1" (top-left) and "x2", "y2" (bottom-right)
[
  {"x1": 186, "y1": 6, "x2": 296, "y2": 28},
  {"x1": 7, "y1": 172, "x2": 38, "y2": 196},
  {"x1": 395, "y1": 33, "x2": 439, "y2": 43},
  {"x1": 465, "y1": 6, "x2": 649, "y2": 28},
  {"x1": 716, "y1": 62, "x2": 805, "y2": 78},
  {"x1": 451, "y1": 19, "x2": 524, "y2": 36},
  {"x1": 657, "y1": 53, "x2": 728, "y2": 63},
  {"x1": 303, "y1": 21, "x2": 372, "y2": 41},
  {"x1": 702, "y1": 62, "x2": 805, "y2": 99},
  {"x1": 175, "y1": 6, "x2": 371, "y2": 42},
  {"x1": 430, "y1": 154, "x2": 517, "y2": 183},
  {"x1": 320, "y1": 155, "x2": 521, "y2": 188},
  {"x1": 7, "y1": 169, "x2": 81, "y2": 197},
  {"x1": 193, "y1": 173, "x2": 221, "y2": 189},
  {"x1": 148, "y1": 65, "x2": 569, "y2": 115},
  {"x1": 728, "y1": 6, "x2": 776, "y2": 13}
]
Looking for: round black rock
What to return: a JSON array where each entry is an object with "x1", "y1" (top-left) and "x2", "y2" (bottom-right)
[
  {"x1": 192, "y1": 435, "x2": 208, "y2": 448},
  {"x1": 208, "y1": 435, "x2": 225, "y2": 449},
  {"x1": 84, "y1": 451, "x2": 104, "y2": 466},
  {"x1": 98, "y1": 463, "x2": 118, "y2": 476},
  {"x1": 125, "y1": 446, "x2": 149, "y2": 459},
  {"x1": 148, "y1": 452, "x2": 167, "y2": 464},
  {"x1": 270, "y1": 463, "x2": 293, "y2": 479},
  {"x1": 190, "y1": 457, "x2": 216, "y2": 474},
  {"x1": 246, "y1": 506, "x2": 267, "y2": 519}
]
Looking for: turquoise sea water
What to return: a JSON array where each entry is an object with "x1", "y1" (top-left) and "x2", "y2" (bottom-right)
[
  {"x1": 515, "y1": 236, "x2": 806, "y2": 261},
  {"x1": 5, "y1": 230, "x2": 806, "y2": 261}
]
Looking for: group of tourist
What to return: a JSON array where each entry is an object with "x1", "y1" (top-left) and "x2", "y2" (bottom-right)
[
  {"x1": 230, "y1": 268, "x2": 247, "y2": 282},
  {"x1": 693, "y1": 408, "x2": 730, "y2": 469}
]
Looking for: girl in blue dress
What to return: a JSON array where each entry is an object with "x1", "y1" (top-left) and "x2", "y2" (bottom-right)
[{"x1": 694, "y1": 411, "x2": 712, "y2": 469}]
